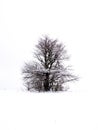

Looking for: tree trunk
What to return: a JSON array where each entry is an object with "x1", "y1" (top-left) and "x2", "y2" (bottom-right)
[{"x1": 44, "y1": 72, "x2": 50, "y2": 91}]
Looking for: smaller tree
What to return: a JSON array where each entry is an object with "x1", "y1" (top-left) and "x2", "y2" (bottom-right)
[{"x1": 22, "y1": 36, "x2": 78, "y2": 92}]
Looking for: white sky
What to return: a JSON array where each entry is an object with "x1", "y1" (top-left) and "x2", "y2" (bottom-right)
[{"x1": 0, "y1": 0, "x2": 98, "y2": 92}]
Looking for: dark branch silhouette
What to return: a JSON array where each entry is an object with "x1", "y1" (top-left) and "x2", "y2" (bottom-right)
[{"x1": 22, "y1": 36, "x2": 78, "y2": 92}]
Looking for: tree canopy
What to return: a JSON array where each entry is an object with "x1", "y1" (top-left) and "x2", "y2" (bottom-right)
[{"x1": 22, "y1": 36, "x2": 78, "y2": 92}]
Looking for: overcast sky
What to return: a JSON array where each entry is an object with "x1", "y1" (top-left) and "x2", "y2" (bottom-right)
[{"x1": 0, "y1": 0, "x2": 98, "y2": 92}]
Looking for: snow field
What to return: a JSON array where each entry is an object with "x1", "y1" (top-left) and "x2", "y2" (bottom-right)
[{"x1": 0, "y1": 91, "x2": 98, "y2": 130}]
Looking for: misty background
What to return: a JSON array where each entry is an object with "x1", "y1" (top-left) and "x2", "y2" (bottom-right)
[{"x1": 0, "y1": 0, "x2": 98, "y2": 92}]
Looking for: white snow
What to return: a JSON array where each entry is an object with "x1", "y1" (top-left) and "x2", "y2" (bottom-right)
[{"x1": 0, "y1": 90, "x2": 98, "y2": 130}]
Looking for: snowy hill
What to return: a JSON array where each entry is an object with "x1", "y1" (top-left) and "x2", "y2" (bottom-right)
[{"x1": 0, "y1": 91, "x2": 98, "y2": 130}]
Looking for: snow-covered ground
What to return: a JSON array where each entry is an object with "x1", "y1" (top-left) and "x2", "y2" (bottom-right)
[{"x1": 0, "y1": 90, "x2": 98, "y2": 130}]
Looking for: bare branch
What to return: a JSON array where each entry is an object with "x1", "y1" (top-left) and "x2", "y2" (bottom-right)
[{"x1": 22, "y1": 36, "x2": 78, "y2": 92}]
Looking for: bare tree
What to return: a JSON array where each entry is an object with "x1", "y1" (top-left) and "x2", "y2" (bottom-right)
[{"x1": 22, "y1": 36, "x2": 78, "y2": 92}]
